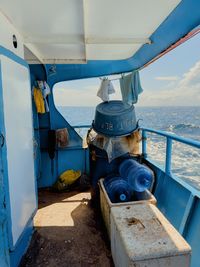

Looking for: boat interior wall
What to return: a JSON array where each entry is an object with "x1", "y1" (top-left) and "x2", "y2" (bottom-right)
[
  {"x1": 0, "y1": 138, "x2": 9, "y2": 265},
  {"x1": 9, "y1": 219, "x2": 34, "y2": 267},
  {"x1": 36, "y1": 104, "x2": 89, "y2": 188},
  {"x1": 0, "y1": 47, "x2": 37, "y2": 266},
  {"x1": 30, "y1": 66, "x2": 89, "y2": 188},
  {"x1": 148, "y1": 161, "x2": 200, "y2": 267},
  {"x1": 0, "y1": 52, "x2": 10, "y2": 267},
  {"x1": 0, "y1": 56, "x2": 37, "y2": 248}
]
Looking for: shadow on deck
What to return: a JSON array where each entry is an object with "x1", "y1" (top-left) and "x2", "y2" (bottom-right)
[{"x1": 20, "y1": 189, "x2": 113, "y2": 267}]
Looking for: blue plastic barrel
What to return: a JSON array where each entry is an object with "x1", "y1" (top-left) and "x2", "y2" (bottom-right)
[
  {"x1": 93, "y1": 100, "x2": 138, "y2": 137},
  {"x1": 104, "y1": 175, "x2": 133, "y2": 203},
  {"x1": 119, "y1": 159, "x2": 153, "y2": 192}
]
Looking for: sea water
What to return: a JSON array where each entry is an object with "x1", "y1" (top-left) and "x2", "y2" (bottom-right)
[{"x1": 57, "y1": 106, "x2": 200, "y2": 190}]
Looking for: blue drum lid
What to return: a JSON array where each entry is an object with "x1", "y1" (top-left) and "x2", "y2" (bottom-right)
[
  {"x1": 97, "y1": 100, "x2": 133, "y2": 115},
  {"x1": 93, "y1": 100, "x2": 138, "y2": 137}
]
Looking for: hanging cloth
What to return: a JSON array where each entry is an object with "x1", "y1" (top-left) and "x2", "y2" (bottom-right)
[
  {"x1": 37, "y1": 81, "x2": 50, "y2": 112},
  {"x1": 33, "y1": 87, "x2": 45, "y2": 113},
  {"x1": 97, "y1": 78, "x2": 115, "y2": 101},
  {"x1": 120, "y1": 70, "x2": 143, "y2": 105}
]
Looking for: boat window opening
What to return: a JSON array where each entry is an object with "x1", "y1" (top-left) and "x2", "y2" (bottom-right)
[
  {"x1": 53, "y1": 33, "x2": 200, "y2": 188},
  {"x1": 53, "y1": 76, "x2": 122, "y2": 138}
]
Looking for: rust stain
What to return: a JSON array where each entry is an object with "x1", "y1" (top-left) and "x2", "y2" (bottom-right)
[
  {"x1": 126, "y1": 217, "x2": 145, "y2": 228},
  {"x1": 152, "y1": 217, "x2": 162, "y2": 225}
]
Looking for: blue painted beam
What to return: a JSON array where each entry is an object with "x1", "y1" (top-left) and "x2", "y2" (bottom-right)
[
  {"x1": 165, "y1": 138, "x2": 173, "y2": 176},
  {"x1": 179, "y1": 194, "x2": 196, "y2": 235},
  {"x1": 72, "y1": 125, "x2": 91, "y2": 129},
  {"x1": 142, "y1": 130, "x2": 147, "y2": 159}
]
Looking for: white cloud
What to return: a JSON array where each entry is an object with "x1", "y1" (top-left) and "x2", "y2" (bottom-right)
[
  {"x1": 54, "y1": 85, "x2": 100, "y2": 107},
  {"x1": 54, "y1": 78, "x2": 122, "y2": 106},
  {"x1": 139, "y1": 60, "x2": 200, "y2": 106},
  {"x1": 54, "y1": 60, "x2": 200, "y2": 107},
  {"x1": 155, "y1": 76, "x2": 179, "y2": 81}
]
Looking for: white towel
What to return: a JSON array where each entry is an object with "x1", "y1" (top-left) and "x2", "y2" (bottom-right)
[{"x1": 97, "y1": 79, "x2": 115, "y2": 101}]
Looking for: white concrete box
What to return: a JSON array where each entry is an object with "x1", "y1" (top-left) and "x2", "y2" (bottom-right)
[
  {"x1": 99, "y1": 178, "x2": 157, "y2": 237},
  {"x1": 111, "y1": 203, "x2": 191, "y2": 267}
]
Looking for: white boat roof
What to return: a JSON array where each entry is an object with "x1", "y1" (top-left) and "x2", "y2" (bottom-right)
[{"x1": 0, "y1": 0, "x2": 181, "y2": 64}]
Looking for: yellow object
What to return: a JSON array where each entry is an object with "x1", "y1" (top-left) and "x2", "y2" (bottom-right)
[
  {"x1": 59, "y1": 169, "x2": 81, "y2": 186},
  {"x1": 33, "y1": 87, "x2": 45, "y2": 113}
]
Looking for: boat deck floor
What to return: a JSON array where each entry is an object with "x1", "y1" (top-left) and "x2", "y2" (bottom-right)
[{"x1": 20, "y1": 189, "x2": 113, "y2": 267}]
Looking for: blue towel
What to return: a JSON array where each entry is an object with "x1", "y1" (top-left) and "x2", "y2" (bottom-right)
[{"x1": 120, "y1": 71, "x2": 143, "y2": 105}]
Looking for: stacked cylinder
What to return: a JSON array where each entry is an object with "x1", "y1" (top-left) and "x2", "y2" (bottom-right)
[{"x1": 104, "y1": 159, "x2": 153, "y2": 203}]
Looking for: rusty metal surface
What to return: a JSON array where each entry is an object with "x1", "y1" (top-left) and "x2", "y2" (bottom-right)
[
  {"x1": 111, "y1": 203, "x2": 191, "y2": 267},
  {"x1": 99, "y1": 178, "x2": 157, "y2": 237}
]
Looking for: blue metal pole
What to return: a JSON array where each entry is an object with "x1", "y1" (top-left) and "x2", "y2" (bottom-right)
[
  {"x1": 179, "y1": 194, "x2": 195, "y2": 235},
  {"x1": 165, "y1": 137, "x2": 172, "y2": 175},
  {"x1": 72, "y1": 125, "x2": 91, "y2": 129},
  {"x1": 141, "y1": 127, "x2": 200, "y2": 149},
  {"x1": 142, "y1": 130, "x2": 147, "y2": 159}
]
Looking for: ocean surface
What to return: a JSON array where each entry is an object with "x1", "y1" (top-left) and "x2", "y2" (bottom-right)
[{"x1": 58, "y1": 106, "x2": 200, "y2": 190}]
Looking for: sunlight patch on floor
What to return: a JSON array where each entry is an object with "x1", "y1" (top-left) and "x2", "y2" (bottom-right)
[{"x1": 34, "y1": 192, "x2": 91, "y2": 227}]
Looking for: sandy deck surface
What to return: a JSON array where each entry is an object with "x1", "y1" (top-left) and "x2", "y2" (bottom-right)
[{"x1": 20, "y1": 189, "x2": 113, "y2": 267}]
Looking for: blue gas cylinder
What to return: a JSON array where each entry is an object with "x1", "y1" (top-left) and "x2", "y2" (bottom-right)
[
  {"x1": 119, "y1": 159, "x2": 153, "y2": 192},
  {"x1": 104, "y1": 175, "x2": 133, "y2": 203}
]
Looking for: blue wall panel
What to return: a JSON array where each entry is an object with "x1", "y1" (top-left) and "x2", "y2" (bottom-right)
[
  {"x1": 0, "y1": 213, "x2": 9, "y2": 267},
  {"x1": 57, "y1": 149, "x2": 87, "y2": 176},
  {"x1": 146, "y1": 160, "x2": 200, "y2": 267},
  {"x1": 9, "y1": 219, "x2": 34, "y2": 267},
  {"x1": 148, "y1": 163, "x2": 191, "y2": 230},
  {"x1": 0, "y1": 46, "x2": 37, "y2": 266},
  {"x1": 38, "y1": 151, "x2": 55, "y2": 188},
  {"x1": 184, "y1": 199, "x2": 200, "y2": 267},
  {"x1": 38, "y1": 148, "x2": 88, "y2": 187},
  {"x1": 30, "y1": 63, "x2": 86, "y2": 188}
]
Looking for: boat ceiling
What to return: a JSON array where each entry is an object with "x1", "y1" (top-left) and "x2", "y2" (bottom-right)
[
  {"x1": 0, "y1": 0, "x2": 181, "y2": 63},
  {"x1": 1, "y1": 0, "x2": 200, "y2": 82}
]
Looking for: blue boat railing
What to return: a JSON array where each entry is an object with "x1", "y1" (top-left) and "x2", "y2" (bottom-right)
[
  {"x1": 72, "y1": 124, "x2": 200, "y2": 191},
  {"x1": 141, "y1": 127, "x2": 200, "y2": 200},
  {"x1": 72, "y1": 125, "x2": 91, "y2": 129},
  {"x1": 72, "y1": 125, "x2": 200, "y2": 172},
  {"x1": 141, "y1": 127, "x2": 200, "y2": 175},
  {"x1": 72, "y1": 125, "x2": 91, "y2": 138},
  {"x1": 140, "y1": 128, "x2": 200, "y2": 245}
]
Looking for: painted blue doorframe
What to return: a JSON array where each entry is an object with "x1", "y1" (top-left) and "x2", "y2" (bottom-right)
[
  {"x1": 0, "y1": 46, "x2": 37, "y2": 267},
  {"x1": 0, "y1": 62, "x2": 10, "y2": 267}
]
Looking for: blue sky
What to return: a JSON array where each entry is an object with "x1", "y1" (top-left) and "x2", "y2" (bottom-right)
[{"x1": 54, "y1": 33, "x2": 200, "y2": 107}]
